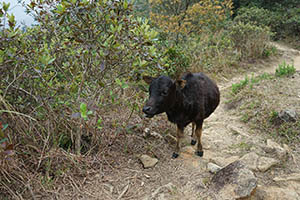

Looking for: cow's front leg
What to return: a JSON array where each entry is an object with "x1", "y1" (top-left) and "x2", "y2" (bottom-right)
[{"x1": 172, "y1": 126, "x2": 184, "y2": 158}]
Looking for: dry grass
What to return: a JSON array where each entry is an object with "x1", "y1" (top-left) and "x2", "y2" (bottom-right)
[
  {"x1": 225, "y1": 70, "x2": 300, "y2": 144},
  {"x1": 0, "y1": 99, "x2": 176, "y2": 199}
]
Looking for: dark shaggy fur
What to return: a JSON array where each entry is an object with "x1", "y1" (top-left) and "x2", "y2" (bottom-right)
[{"x1": 143, "y1": 72, "x2": 220, "y2": 158}]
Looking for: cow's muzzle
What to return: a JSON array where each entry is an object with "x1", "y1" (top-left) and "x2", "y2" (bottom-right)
[{"x1": 142, "y1": 106, "x2": 155, "y2": 118}]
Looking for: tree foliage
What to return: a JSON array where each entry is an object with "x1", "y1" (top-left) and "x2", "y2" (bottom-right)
[
  {"x1": 233, "y1": 0, "x2": 300, "y2": 39},
  {"x1": 149, "y1": 0, "x2": 233, "y2": 41}
]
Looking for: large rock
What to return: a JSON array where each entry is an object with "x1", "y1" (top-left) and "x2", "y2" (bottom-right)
[
  {"x1": 239, "y1": 152, "x2": 259, "y2": 171},
  {"x1": 207, "y1": 162, "x2": 222, "y2": 174},
  {"x1": 210, "y1": 160, "x2": 257, "y2": 200},
  {"x1": 164, "y1": 134, "x2": 177, "y2": 145},
  {"x1": 143, "y1": 128, "x2": 163, "y2": 139},
  {"x1": 254, "y1": 185, "x2": 299, "y2": 200},
  {"x1": 239, "y1": 152, "x2": 279, "y2": 172},
  {"x1": 210, "y1": 156, "x2": 240, "y2": 167},
  {"x1": 278, "y1": 109, "x2": 298, "y2": 122},
  {"x1": 257, "y1": 156, "x2": 279, "y2": 172},
  {"x1": 265, "y1": 139, "x2": 287, "y2": 160},
  {"x1": 273, "y1": 173, "x2": 300, "y2": 182},
  {"x1": 140, "y1": 155, "x2": 158, "y2": 169}
]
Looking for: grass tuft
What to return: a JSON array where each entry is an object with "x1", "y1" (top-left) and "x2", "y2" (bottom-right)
[{"x1": 275, "y1": 62, "x2": 296, "y2": 77}]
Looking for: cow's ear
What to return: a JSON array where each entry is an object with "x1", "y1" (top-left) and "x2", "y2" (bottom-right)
[
  {"x1": 176, "y1": 79, "x2": 186, "y2": 89},
  {"x1": 143, "y1": 76, "x2": 154, "y2": 85}
]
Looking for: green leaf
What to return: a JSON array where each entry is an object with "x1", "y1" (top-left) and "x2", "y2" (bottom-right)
[
  {"x1": 87, "y1": 110, "x2": 93, "y2": 115},
  {"x1": 3, "y1": 2, "x2": 10, "y2": 12},
  {"x1": 2, "y1": 124, "x2": 8, "y2": 131},
  {"x1": 121, "y1": 82, "x2": 129, "y2": 89},
  {"x1": 55, "y1": 4, "x2": 66, "y2": 14},
  {"x1": 8, "y1": 30, "x2": 18, "y2": 38},
  {"x1": 48, "y1": 57, "x2": 56, "y2": 65},
  {"x1": 123, "y1": 0, "x2": 128, "y2": 9},
  {"x1": 97, "y1": 118, "x2": 102, "y2": 129},
  {"x1": 115, "y1": 78, "x2": 121, "y2": 86},
  {"x1": 80, "y1": 103, "x2": 87, "y2": 115}
]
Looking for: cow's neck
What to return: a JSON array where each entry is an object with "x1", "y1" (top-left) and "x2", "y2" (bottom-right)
[{"x1": 166, "y1": 89, "x2": 184, "y2": 123}]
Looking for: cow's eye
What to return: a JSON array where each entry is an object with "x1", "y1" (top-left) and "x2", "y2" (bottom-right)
[{"x1": 161, "y1": 90, "x2": 168, "y2": 96}]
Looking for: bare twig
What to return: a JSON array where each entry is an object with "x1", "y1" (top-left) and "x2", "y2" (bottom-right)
[
  {"x1": 117, "y1": 182, "x2": 129, "y2": 200},
  {"x1": 0, "y1": 110, "x2": 37, "y2": 121},
  {"x1": 27, "y1": 184, "x2": 37, "y2": 200}
]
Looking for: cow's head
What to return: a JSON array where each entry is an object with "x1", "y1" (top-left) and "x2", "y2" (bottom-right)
[{"x1": 142, "y1": 75, "x2": 186, "y2": 118}]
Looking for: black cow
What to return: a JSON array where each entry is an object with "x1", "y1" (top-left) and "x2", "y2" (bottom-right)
[{"x1": 143, "y1": 72, "x2": 220, "y2": 158}]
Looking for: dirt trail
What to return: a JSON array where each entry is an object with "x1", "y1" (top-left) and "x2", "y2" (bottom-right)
[{"x1": 78, "y1": 43, "x2": 300, "y2": 200}]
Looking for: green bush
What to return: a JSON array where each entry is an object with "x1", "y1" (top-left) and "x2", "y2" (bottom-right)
[
  {"x1": 234, "y1": 4, "x2": 300, "y2": 39},
  {"x1": 228, "y1": 22, "x2": 272, "y2": 60},
  {"x1": 182, "y1": 20, "x2": 274, "y2": 75},
  {"x1": 0, "y1": 0, "x2": 165, "y2": 150},
  {"x1": 234, "y1": 6, "x2": 273, "y2": 28},
  {"x1": 0, "y1": 0, "x2": 173, "y2": 196},
  {"x1": 183, "y1": 30, "x2": 239, "y2": 73},
  {"x1": 163, "y1": 46, "x2": 190, "y2": 78}
]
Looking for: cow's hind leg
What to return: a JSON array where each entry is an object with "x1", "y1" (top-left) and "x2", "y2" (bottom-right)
[
  {"x1": 191, "y1": 122, "x2": 197, "y2": 146},
  {"x1": 172, "y1": 126, "x2": 184, "y2": 159},
  {"x1": 195, "y1": 121, "x2": 204, "y2": 157}
]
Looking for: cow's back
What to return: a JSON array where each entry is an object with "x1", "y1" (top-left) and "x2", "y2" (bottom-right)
[{"x1": 182, "y1": 73, "x2": 220, "y2": 119}]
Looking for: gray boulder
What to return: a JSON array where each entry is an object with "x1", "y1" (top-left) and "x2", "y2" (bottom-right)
[{"x1": 210, "y1": 160, "x2": 257, "y2": 199}]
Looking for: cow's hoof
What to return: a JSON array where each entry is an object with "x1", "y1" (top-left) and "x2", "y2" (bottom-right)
[
  {"x1": 195, "y1": 151, "x2": 203, "y2": 157},
  {"x1": 191, "y1": 140, "x2": 197, "y2": 146},
  {"x1": 172, "y1": 152, "x2": 179, "y2": 159}
]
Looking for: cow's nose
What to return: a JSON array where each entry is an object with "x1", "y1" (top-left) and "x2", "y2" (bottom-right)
[{"x1": 142, "y1": 106, "x2": 151, "y2": 113}]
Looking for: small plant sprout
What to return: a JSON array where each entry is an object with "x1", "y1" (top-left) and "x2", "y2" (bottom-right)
[
  {"x1": 97, "y1": 118, "x2": 103, "y2": 130},
  {"x1": 80, "y1": 103, "x2": 93, "y2": 120},
  {"x1": 231, "y1": 75, "x2": 249, "y2": 94}
]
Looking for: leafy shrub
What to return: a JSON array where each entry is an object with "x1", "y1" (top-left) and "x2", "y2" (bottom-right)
[
  {"x1": 183, "y1": 30, "x2": 239, "y2": 74},
  {"x1": 233, "y1": 0, "x2": 300, "y2": 12},
  {"x1": 234, "y1": 6, "x2": 273, "y2": 28},
  {"x1": 183, "y1": 20, "x2": 274, "y2": 75},
  {"x1": 1, "y1": 0, "x2": 165, "y2": 151},
  {"x1": 279, "y1": 7, "x2": 300, "y2": 38},
  {"x1": 163, "y1": 46, "x2": 190, "y2": 78},
  {"x1": 275, "y1": 62, "x2": 296, "y2": 77},
  {"x1": 228, "y1": 22, "x2": 272, "y2": 60},
  {"x1": 234, "y1": 3, "x2": 300, "y2": 39},
  {"x1": 0, "y1": 0, "x2": 172, "y2": 197}
]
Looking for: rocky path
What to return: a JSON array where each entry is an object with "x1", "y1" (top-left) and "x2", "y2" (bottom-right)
[
  {"x1": 172, "y1": 43, "x2": 300, "y2": 200},
  {"x1": 80, "y1": 43, "x2": 300, "y2": 200},
  {"x1": 137, "y1": 43, "x2": 300, "y2": 200}
]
